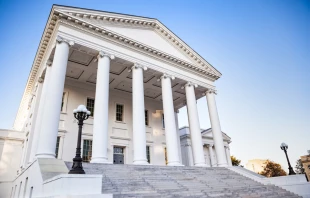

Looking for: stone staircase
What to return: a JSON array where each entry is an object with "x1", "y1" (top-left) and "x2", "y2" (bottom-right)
[{"x1": 65, "y1": 162, "x2": 301, "y2": 198}]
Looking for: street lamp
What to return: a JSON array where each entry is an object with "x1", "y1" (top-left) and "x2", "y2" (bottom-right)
[
  {"x1": 280, "y1": 142, "x2": 296, "y2": 175},
  {"x1": 68, "y1": 105, "x2": 91, "y2": 174}
]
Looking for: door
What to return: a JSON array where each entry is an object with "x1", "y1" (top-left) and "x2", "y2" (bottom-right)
[{"x1": 113, "y1": 146, "x2": 124, "y2": 164}]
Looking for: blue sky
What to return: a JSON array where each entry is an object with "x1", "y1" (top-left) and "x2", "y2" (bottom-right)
[{"x1": 0, "y1": 0, "x2": 309, "y2": 171}]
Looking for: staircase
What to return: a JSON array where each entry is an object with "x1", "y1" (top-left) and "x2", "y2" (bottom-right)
[{"x1": 65, "y1": 162, "x2": 300, "y2": 198}]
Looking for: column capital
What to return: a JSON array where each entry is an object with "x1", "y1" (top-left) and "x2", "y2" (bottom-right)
[
  {"x1": 56, "y1": 36, "x2": 74, "y2": 47},
  {"x1": 38, "y1": 77, "x2": 44, "y2": 83},
  {"x1": 181, "y1": 82, "x2": 198, "y2": 89},
  {"x1": 157, "y1": 73, "x2": 175, "y2": 81},
  {"x1": 98, "y1": 51, "x2": 115, "y2": 60},
  {"x1": 46, "y1": 60, "x2": 53, "y2": 67},
  {"x1": 204, "y1": 88, "x2": 217, "y2": 95},
  {"x1": 129, "y1": 63, "x2": 147, "y2": 72}
]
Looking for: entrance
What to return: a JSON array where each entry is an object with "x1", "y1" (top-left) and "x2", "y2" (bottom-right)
[{"x1": 113, "y1": 146, "x2": 124, "y2": 164}]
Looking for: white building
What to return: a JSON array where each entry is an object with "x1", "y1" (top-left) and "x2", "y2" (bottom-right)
[
  {"x1": 179, "y1": 127, "x2": 232, "y2": 167},
  {"x1": 0, "y1": 5, "x2": 233, "y2": 197}
]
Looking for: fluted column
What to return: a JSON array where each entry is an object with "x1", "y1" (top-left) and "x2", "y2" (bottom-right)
[
  {"x1": 208, "y1": 144, "x2": 217, "y2": 167},
  {"x1": 91, "y1": 51, "x2": 114, "y2": 163},
  {"x1": 36, "y1": 36, "x2": 73, "y2": 158},
  {"x1": 225, "y1": 146, "x2": 232, "y2": 166},
  {"x1": 29, "y1": 62, "x2": 52, "y2": 162},
  {"x1": 205, "y1": 89, "x2": 227, "y2": 167},
  {"x1": 184, "y1": 82, "x2": 207, "y2": 167},
  {"x1": 132, "y1": 64, "x2": 148, "y2": 165},
  {"x1": 160, "y1": 74, "x2": 182, "y2": 166}
]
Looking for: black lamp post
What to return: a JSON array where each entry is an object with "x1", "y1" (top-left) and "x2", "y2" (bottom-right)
[
  {"x1": 69, "y1": 105, "x2": 90, "y2": 174},
  {"x1": 280, "y1": 142, "x2": 296, "y2": 175}
]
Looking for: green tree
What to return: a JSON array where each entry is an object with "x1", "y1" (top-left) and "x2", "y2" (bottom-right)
[
  {"x1": 259, "y1": 160, "x2": 287, "y2": 177},
  {"x1": 231, "y1": 156, "x2": 241, "y2": 166},
  {"x1": 295, "y1": 159, "x2": 305, "y2": 174}
]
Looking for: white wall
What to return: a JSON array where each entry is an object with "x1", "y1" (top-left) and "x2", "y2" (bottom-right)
[
  {"x1": 57, "y1": 79, "x2": 168, "y2": 165},
  {"x1": 0, "y1": 129, "x2": 24, "y2": 198}
]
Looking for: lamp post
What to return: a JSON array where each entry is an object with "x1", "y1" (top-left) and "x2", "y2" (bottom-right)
[
  {"x1": 69, "y1": 105, "x2": 91, "y2": 174},
  {"x1": 280, "y1": 142, "x2": 296, "y2": 175}
]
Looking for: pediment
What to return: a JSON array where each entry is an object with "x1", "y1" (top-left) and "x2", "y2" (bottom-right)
[
  {"x1": 201, "y1": 128, "x2": 231, "y2": 141},
  {"x1": 53, "y1": 5, "x2": 221, "y2": 77}
]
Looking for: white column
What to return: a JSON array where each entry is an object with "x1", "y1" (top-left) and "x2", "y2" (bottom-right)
[
  {"x1": 91, "y1": 51, "x2": 114, "y2": 163},
  {"x1": 36, "y1": 36, "x2": 73, "y2": 158},
  {"x1": 184, "y1": 82, "x2": 207, "y2": 167},
  {"x1": 208, "y1": 144, "x2": 217, "y2": 167},
  {"x1": 205, "y1": 89, "x2": 227, "y2": 167},
  {"x1": 225, "y1": 146, "x2": 232, "y2": 166},
  {"x1": 160, "y1": 74, "x2": 182, "y2": 166},
  {"x1": 29, "y1": 62, "x2": 52, "y2": 162},
  {"x1": 132, "y1": 64, "x2": 148, "y2": 165},
  {"x1": 174, "y1": 111, "x2": 182, "y2": 163}
]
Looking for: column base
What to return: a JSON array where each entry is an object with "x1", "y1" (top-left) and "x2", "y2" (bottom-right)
[
  {"x1": 194, "y1": 163, "x2": 208, "y2": 167},
  {"x1": 90, "y1": 157, "x2": 112, "y2": 164},
  {"x1": 167, "y1": 161, "x2": 184, "y2": 166},
  {"x1": 35, "y1": 153, "x2": 56, "y2": 158},
  {"x1": 133, "y1": 160, "x2": 149, "y2": 165},
  {"x1": 217, "y1": 163, "x2": 228, "y2": 167}
]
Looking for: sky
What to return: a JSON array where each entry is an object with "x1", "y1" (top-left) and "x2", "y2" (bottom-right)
[{"x1": 0, "y1": 0, "x2": 309, "y2": 172}]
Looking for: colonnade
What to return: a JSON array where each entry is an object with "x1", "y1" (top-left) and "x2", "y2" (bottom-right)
[{"x1": 29, "y1": 36, "x2": 228, "y2": 167}]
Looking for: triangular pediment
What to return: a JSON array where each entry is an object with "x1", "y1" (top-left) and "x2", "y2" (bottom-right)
[
  {"x1": 53, "y1": 5, "x2": 221, "y2": 77},
  {"x1": 201, "y1": 128, "x2": 231, "y2": 141}
]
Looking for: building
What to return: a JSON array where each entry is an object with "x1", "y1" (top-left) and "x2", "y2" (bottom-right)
[
  {"x1": 179, "y1": 127, "x2": 232, "y2": 167},
  {"x1": 0, "y1": 5, "x2": 233, "y2": 197},
  {"x1": 245, "y1": 159, "x2": 267, "y2": 173}
]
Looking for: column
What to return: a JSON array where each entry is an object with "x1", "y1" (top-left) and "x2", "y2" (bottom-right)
[
  {"x1": 208, "y1": 144, "x2": 216, "y2": 167},
  {"x1": 160, "y1": 74, "x2": 182, "y2": 166},
  {"x1": 132, "y1": 64, "x2": 148, "y2": 165},
  {"x1": 29, "y1": 62, "x2": 52, "y2": 162},
  {"x1": 91, "y1": 51, "x2": 114, "y2": 163},
  {"x1": 225, "y1": 146, "x2": 232, "y2": 166},
  {"x1": 205, "y1": 89, "x2": 228, "y2": 167},
  {"x1": 184, "y1": 82, "x2": 207, "y2": 167},
  {"x1": 174, "y1": 111, "x2": 183, "y2": 163},
  {"x1": 25, "y1": 78, "x2": 43, "y2": 164},
  {"x1": 36, "y1": 36, "x2": 73, "y2": 158}
]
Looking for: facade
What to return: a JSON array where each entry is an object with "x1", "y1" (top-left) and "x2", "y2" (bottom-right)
[
  {"x1": 179, "y1": 127, "x2": 232, "y2": 167},
  {"x1": 0, "y1": 5, "x2": 233, "y2": 197},
  {"x1": 245, "y1": 159, "x2": 267, "y2": 173}
]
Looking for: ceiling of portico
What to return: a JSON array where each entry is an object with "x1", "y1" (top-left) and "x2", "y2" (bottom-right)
[{"x1": 56, "y1": 44, "x2": 208, "y2": 110}]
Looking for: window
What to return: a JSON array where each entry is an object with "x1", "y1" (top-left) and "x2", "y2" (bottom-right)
[
  {"x1": 29, "y1": 187, "x2": 33, "y2": 198},
  {"x1": 23, "y1": 178, "x2": 28, "y2": 198},
  {"x1": 61, "y1": 92, "x2": 66, "y2": 112},
  {"x1": 145, "y1": 110, "x2": 149, "y2": 126},
  {"x1": 86, "y1": 98, "x2": 95, "y2": 117},
  {"x1": 146, "y1": 146, "x2": 150, "y2": 163},
  {"x1": 162, "y1": 113, "x2": 165, "y2": 128},
  {"x1": 55, "y1": 137, "x2": 60, "y2": 158},
  {"x1": 82, "y1": 140, "x2": 92, "y2": 162},
  {"x1": 116, "y1": 104, "x2": 124, "y2": 122}
]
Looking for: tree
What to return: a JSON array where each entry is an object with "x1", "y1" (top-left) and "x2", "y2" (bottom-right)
[
  {"x1": 295, "y1": 159, "x2": 305, "y2": 174},
  {"x1": 231, "y1": 156, "x2": 241, "y2": 166},
  {"x1": 259, "y1": 160, "x2": 287, "y2": 177}
]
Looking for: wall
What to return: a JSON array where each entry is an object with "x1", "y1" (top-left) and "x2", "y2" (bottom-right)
[
  {"x1": 57, "y1": 79, "x2": 169, "y2": 165},
  {"x1": 0, "y1": 129, "x2": 24, "y2": 198}
]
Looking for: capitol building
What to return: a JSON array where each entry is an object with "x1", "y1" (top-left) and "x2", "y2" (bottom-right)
[{"x1": 0, "y1": 5, "x2": 308, "y2": 198}]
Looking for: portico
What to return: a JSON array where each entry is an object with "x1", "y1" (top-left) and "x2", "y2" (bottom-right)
[{"x1": 14, "y1": 5, "x2": 229, "y2": 168}]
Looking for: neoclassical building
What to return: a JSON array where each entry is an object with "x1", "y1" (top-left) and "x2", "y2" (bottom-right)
[{"x1": 0, "y1": 5, "x2": 233, "y2": 197}]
